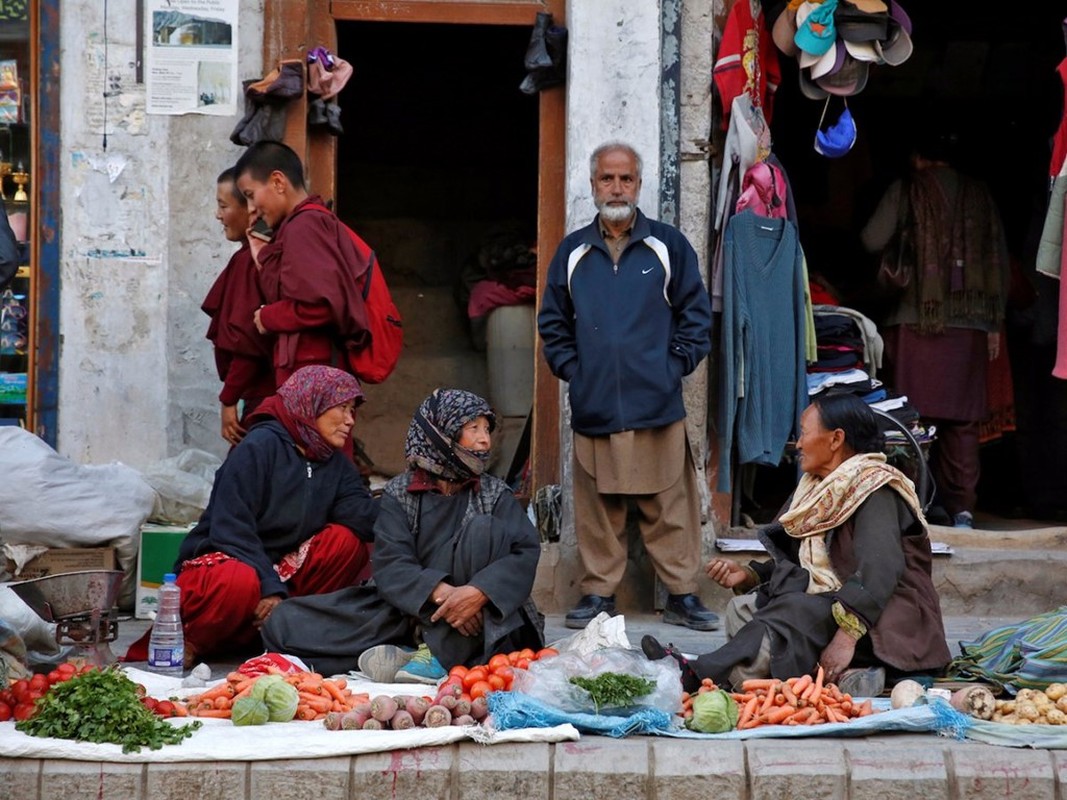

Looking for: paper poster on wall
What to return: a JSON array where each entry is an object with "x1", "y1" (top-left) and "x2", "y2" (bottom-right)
[{"x1": 145, "y1": 0, "x2": 238, "y2": 116}]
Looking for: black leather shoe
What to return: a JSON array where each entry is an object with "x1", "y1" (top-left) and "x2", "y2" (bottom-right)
[
  {"x1": 664, "y1": 593, "x2": 721, "y2": 631},
  {"x1": 564, "y1": 594, "x2": 616, "y2": 629},
  {"x1": 641, "y1": 635, "x2": 700, "y2": 693}
]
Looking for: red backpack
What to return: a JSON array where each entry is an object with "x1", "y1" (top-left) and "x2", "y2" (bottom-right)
[{"x1": 303, "y1": 203, "x2": 403, "y2": 384}]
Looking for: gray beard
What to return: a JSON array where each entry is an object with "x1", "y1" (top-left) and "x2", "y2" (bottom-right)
[{"x1": 597, "y1": 201, "x2": 635, "y2": 223}]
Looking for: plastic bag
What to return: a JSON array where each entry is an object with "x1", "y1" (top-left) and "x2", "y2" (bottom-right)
[
  {"x1": 141, "y1": 448, "x2": 221, "y2": 524},
  {"x1": 511, "y1": 647, "x2": 682, "y2": 716}
]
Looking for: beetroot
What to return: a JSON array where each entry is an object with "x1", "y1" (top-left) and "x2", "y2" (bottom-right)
[
  {"x1": 424, "y1": 704, "x2": 452, "y2": 728},
  {"x1": 362, "y1": 718, "x2": 384, "y2": 730},
  {"x1": 391, "y1": 710, "x2": 415, "y2": 730},
  {"x1": 452, "y1": 714, "x2": 475, "y2": 726},
  {"x1": 341, "y1": 706, "x2": 372, "y2": 730},
  {"x1": 322, "y1": 711, "x2": 344, "y2": 731},
  {"x1": 469, "y1": 696, "x2": 489, "y2": 721},
  {"x1": 406, "y1": 696, "x2": 430, "y2": 726},
  {"x1": 438, "y1": 694, "x2": 458, "y2": 711},
  {"x1": 371, "y1": 695, "x2": 399, "y2": 722},
  {"x1": 453, "y1": 699, "x2": 471, "y2": 718}
]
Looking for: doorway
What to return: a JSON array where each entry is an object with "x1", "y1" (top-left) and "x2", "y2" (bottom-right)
[
  {"x1": 737, "y1": 4, "x2": 1067, "y2": 525},
  {"x1": 333, "y1": 21, "x2": 540, "y2": 477}
]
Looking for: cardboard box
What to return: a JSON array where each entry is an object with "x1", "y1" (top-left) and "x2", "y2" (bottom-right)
[
  {"x1": 135, "y1": 523, "x2": 193, "y2": 620},
  {"x1": 5, "y1": 547, "x2": 116, "y2": 580}
]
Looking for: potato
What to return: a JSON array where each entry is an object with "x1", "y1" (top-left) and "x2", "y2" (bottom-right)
[
  {"x1": 1045, "y1": 683, "x2": 1067, "y2": 701},
  {"x1": 1017, "y1": 702, "x2": 1041, "y2": 721},
  {"x1": 1016, "y1": 689, "x2": 1039, "y2": 703},
  {"x1": 1058, "y1": 696, "x2": 1067, "y2": 714},
  {"x1": 1046, "y1": 708, "x2": 1067, "y2": 725}
]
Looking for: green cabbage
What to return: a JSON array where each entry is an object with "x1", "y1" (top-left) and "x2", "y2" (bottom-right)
[
  {"x1": 231, "y1": 696, "x2": 270, "y2": 727},
  {"x1": 261, "y1": 679, "x2": 299, "y2": 722},
  {"x1": 249, "y1": 674, "x2": 285, "y2": 703},
  {"x1": 686, "y1": 689, "x2": 739, "y2": 733}
]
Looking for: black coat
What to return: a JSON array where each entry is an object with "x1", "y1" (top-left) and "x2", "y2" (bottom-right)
[{"x1": 176, "y1": 419, "x2": 377, "y2": 598}]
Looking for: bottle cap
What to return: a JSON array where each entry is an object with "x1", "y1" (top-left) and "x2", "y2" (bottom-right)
[{"x1": 163, "y1": 572, "x2": 177, "y2": 583}]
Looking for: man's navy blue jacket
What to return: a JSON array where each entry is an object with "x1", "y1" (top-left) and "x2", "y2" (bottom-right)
[{"x1": 538, "y1": 209, "x2": 712, "y2": 436}]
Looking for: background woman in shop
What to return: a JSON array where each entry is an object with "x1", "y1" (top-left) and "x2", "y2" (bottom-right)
[
  {"x1": 860, "y1": 130, "x2": 1008, "y2": 529},
  {"x1": 262, "y1": 388, "x2": 543, "y2": 682},
  {"x1": 643, "y1": 394, "x2": 950, "y2": 696},
  {"x1": 125, "y1": 365, "x2": 377, "y2": 667}
]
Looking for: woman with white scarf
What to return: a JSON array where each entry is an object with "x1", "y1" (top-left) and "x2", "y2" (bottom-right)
[{"x1": 644, "y1": 394, "x2": 950, "y2": 696}]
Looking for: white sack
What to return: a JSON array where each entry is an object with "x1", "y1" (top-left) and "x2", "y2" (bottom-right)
[{"x1": 0, "y1": 428, "x2": 156, "y2": 548}]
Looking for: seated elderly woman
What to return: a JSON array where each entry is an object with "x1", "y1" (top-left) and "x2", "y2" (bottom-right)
[
  {"x1": 125, "y1": 365, "x2": 377, "y2": 667},
  {"x1": 644, "y1": 394, "x2": 950, "y2": 696},
  {"x1": 262, "y1": 388, "x2": 544, "y2": 681}
]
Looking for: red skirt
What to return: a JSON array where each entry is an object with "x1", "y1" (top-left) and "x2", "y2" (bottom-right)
[{"x1": 124, "y1": 523, "x2": 369, "y2": 662}]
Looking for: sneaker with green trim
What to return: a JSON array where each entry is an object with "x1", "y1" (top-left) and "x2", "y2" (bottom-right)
[
  {"x1": 357, "y1": 644, "x2": 415, "y2": 683},
  {"x1": 394, "y1": 643, "x2": 446, "y2": 684}
]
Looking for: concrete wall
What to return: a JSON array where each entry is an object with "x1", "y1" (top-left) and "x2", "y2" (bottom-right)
[{"x1": 57, "y1": 0, "x2": 264, "y2": 468}]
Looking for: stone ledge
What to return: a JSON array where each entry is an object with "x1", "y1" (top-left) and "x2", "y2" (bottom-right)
[{"x1": 5, "y1": 736, "x2": 1067, "y2": 800}]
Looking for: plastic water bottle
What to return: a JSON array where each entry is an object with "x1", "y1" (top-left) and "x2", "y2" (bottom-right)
[{"x1": 147, "y1": 573, "x2": 184, "y2": 676}]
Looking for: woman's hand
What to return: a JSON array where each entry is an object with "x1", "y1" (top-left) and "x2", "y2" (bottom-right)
[
  {"x1": 988, "y1": 331, "x2": 1001, "y2": 361},
  {"x1": 705, "y1": 558, "x2": 754, "y2": 590},
  {"x1": 817, "y1": 628, "x2": 858, "y2": 684},
  {"x1": 221, "y1": 403, "x2": 245, "y2": 445},
  {"x1": 431, "y1": 581, "x2": 456, "y2": 606},
  {"x1": 431, "y1": 584, "x2": 487, "y2": 633},
  {"x1": 252, "y1": 595, "x2": 283, "y2": 629},
  {"x1": 253, "y1": 307, "x2": 267, "y2": 335}
]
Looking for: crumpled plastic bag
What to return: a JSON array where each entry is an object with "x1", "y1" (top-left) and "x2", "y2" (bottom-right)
[
  {"x1": 141, "y1": 448, "x2": 221, "y2": 524},
  {"x1": 548, "y1": 611, "x2": 630, "y2": 655},
  {"x1": 511, "y1": 646, "x2": 682, "y2": 716}
]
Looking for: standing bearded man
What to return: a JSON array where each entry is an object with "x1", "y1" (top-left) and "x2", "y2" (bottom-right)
[{"x1": 538, "y1": 141, "x2": 718, "y2": 631}]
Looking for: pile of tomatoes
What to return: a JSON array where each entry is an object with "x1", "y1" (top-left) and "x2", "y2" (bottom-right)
[
  {"x1": 0, "y1": 662, "x2": 91, "y2": 722},
  {"x1": 442, "y1": 647, "x2": 559, "y2": 702}
]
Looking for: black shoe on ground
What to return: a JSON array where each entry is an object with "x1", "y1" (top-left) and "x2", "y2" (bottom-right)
[
  {"x1": 641, "y1": 634, "x2": 701, "y2": 693},
  {"x1": 564, "y1": 594, "x2": 616, "y2": 629},
  {"x1": 663, "y1": 593, "x2": 721, "y2": 631}
]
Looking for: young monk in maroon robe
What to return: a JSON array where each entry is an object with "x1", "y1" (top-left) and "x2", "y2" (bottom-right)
[
  {"x1": 233, "y1": 140, "x2": 372, "y2": 388},
  {"x1": 201, "y1": 167, "x2": 275, "y2": 445}
]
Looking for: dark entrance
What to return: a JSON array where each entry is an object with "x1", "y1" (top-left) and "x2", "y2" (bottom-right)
[{"x1": 333, "y1": 21, "x2": 539, "y2": 476}]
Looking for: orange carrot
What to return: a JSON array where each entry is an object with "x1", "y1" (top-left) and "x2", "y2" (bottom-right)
[
  {"x1": 295, "y1": 706, "x2": 319, "y2": 721},
  {"x1": 738, "y1": 696, "x2": 759, "y2": 728},
  {"x1": 191, "y1": 708, "x2": 232, "y2": 719},
  {"x1": 196, "y1": 682, "x2": 236, "y2": 702},
  {"x1": 764, "y1": 705, "x2": 798, "y2": 725},
  {"x1": 856, "y1": 699, "x2": 873, "y2": 717},
  {"x1": 172, "y1": 702, "x2": 189, "y2": 717},
  {"x1": 322, "y1": 680, "x2": 349, "y2": 707},
  {"x1": 741, "y1": 679, "x2": 778, "y2": 692},
  {"x1": 760, "y1": 685, "x2": 778, "y2": 714},
  {"x1": 781, "y1": 682, "x2": 798, "y2": 706},
  {"x1": 213, "y1": 696, "x2": 233, "y2": 711},
  {"x1": 298, "y1": 692, "x2": 332, "y2": 713}
]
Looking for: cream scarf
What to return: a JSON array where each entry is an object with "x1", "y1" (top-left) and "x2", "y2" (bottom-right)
[{"x1": 778, "y1": 452, "x2": 927, "y2": 594}]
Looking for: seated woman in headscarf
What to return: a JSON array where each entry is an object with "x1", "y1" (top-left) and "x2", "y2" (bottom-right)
[
  {"x1": 125, "y1": 365, "x2": 377, "y2": 667},
  {"x1": 643, "y1": 394, "x2": 950, "y2": 696},
  {"x1": 262, "y1": 388, "x2": 544, "y2": 680}
]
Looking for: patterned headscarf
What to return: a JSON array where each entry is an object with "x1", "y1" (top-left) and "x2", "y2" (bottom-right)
[
  {"x1": 404, "y1": 388, "x2": 496, "y2": 481},
  {"x1": 254, "y1": 365, "x2": 364, "y2": 461}
]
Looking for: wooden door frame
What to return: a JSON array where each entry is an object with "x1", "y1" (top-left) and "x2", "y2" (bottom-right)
[{"x1": 264, "y1": 0, "x2": 565, "y2": 490}]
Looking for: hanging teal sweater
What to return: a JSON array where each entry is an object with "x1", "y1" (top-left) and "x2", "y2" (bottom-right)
[{"x1": 717, "y1": 209, "x2": 807, "y2": 492}]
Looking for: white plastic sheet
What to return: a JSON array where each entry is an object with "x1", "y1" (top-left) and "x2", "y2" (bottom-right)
[{"x1": 0, "y1": 668, "x2": 579, "y2": 762}]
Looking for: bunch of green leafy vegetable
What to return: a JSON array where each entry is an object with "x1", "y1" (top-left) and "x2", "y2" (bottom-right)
[
  {"x1": 569, "y1": 672, "x2": 656, "y2": 713},
  {"x1": 15, "y1": 666, "x2": 201, "y2": 753}
]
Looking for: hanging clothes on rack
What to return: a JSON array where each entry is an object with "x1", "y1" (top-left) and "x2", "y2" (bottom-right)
[
  {"x1": 716, "y1": 208, "x2": 807, "y2": 492},
  {"x1": 713, "y1": 0, "x2": 782, "y2": 131}
]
